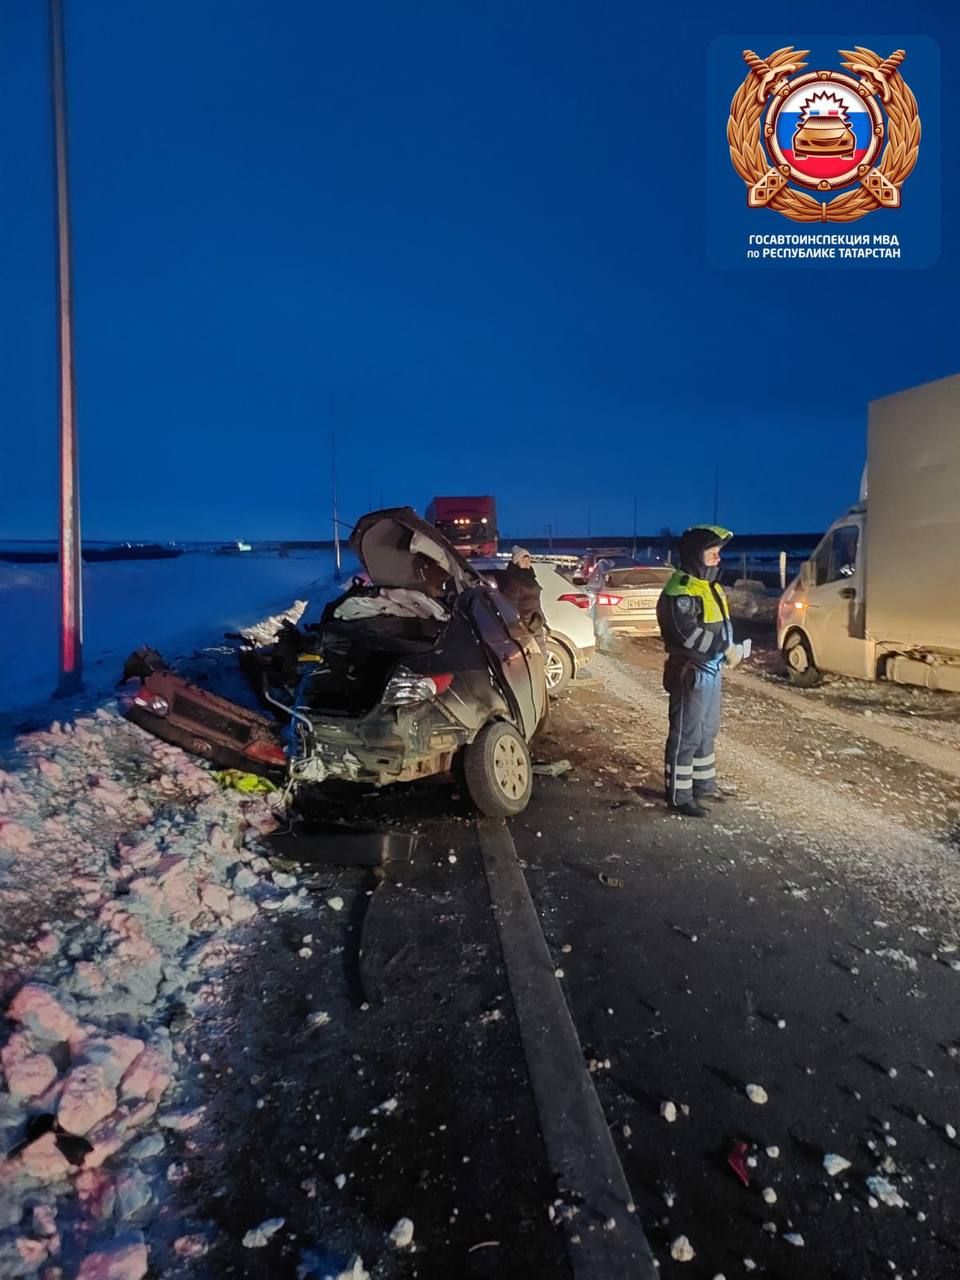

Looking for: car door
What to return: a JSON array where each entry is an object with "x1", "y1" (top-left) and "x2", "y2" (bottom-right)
[
  {"x1": 803, "y1": 521, "x2": 872, "y2": 678},
  {"x1": 463, "y1": 587, "x2": 545, "y2": 738}
]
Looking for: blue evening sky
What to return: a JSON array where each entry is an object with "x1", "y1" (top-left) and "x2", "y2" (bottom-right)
[{"x1": 0, "y1": 0, "x2": 955, "y2": 542}]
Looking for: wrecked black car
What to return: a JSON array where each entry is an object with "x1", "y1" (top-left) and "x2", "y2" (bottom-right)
[
  {"x1": 120, "y1": 509, "x2": 548, "y2": 817},
  {"x1": 279, "y1": 508, "x2": 548, "y2": 817}
]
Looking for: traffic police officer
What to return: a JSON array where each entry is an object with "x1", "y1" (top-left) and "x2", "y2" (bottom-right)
[{"x1": 655, "y1": 525, "x2": 747, "y2": 816}]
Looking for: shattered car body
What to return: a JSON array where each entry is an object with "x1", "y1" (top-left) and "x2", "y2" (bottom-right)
[
  {"x1": 284, "y1": 508, "x2": 548, "y2": 817},
  {"x1": 122, "y1": 659, "x2": 287, "y2": 777}
]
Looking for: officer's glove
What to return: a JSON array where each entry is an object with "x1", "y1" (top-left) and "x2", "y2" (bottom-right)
[{"x1": 724, "y1": 643, "x2": 744, "y2": 668}]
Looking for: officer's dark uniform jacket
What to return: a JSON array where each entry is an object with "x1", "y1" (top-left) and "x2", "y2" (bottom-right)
[{"x1": 656, "y1": 568, "x2": 733, "y2": 675}]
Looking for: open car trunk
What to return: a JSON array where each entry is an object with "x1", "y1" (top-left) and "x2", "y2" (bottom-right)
[
  {"x1": 294, "y1": 507, "x2": 480, "y2": 719},
  {"x1": 299, "y1": 607, "x2": 446, "y2": 718}
]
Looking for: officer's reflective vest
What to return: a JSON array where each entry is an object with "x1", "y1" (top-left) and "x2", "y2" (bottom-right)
[{"x1": 657, "y1": 570, "x2": 733, "y2": 662}]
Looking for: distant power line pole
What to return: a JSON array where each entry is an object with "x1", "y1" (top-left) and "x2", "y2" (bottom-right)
[
  {"x1": 330, "y1": 418, "x2": 341, "y2": 581},
  {"x1": 51, "y1": 0, "x2": 82, "y2": 697}
]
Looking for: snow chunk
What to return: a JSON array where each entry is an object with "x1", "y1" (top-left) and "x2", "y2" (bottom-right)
[
  {"x1": 57, "y1": 1065, "x2": 118, "y2": 1136},
  {"x1": 120, "y1": 1044, "x2": 173, "y2": 1103},
  {"x1": 761, "y1": 1187, "x2": 777, "y2": 1204},
  {"x1": 158, "y1": 1106, "x2": 205, "y2": 1131},
  {"x1": 116, "y1": 1168, "x2": 154, "y2": 1219},
  {"x1": 866, "y1": 1176, "x2": 905, "y2": 1208},
  {"x1": 76, "y1": 1242, "x2": 149, "y2": 1280},
  {"x1": 5, "y1": 1051, "x2": 58, "y2": 1101},
  {"x1": 18, "y1": 1131, "x2": 72, "y2": 1182},
  {"x1": 326, "y1": 896, "x2": 345, "y2": 912},
  {"x1": 875, "y1": 948, "x2": 918, "y2": 971},
  {"x1": 660, "y1": 1101, "x2": 678, "y2": 1123},
  {"x1": 823, "y1": 1153, "x2": 851, "y2": 1177},
  {"x1": 8, "y1": 983, "x2": 81, "y2": 1046},
  {"x1": 242, "y1": 1217, "x2": 286, "y2": 1248},
  {"x1": 77, "y1": 1035, "x2": 146, "y2": 1087},
  {"x1": 174, "y1": 1235, "x2": 210, "y2": 1259},
  {"x1": 389, "y1": 1218, "x2": 415, "y2": 1248},
  {"x1": 670, "y1": 1235, "x2": 695, "y2": 1262},
  {"x1": 745, "y1": 1084, "x2": 768, "y2": 1105},
  {"x1": 784, "y1": 1233, "x2": 805, "y2": 1247}
]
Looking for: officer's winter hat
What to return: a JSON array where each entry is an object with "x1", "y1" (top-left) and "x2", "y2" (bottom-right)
[
  {"x1": 511, "y1": 546, "x2": 533, "y2": 565},
  {"x1": 678, "y1": 525, "x2": 733, "y2": 581}
]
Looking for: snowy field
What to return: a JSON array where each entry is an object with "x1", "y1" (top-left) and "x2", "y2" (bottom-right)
[
  {"x1": 0, "y1": 554, "x2": 354, "y2": 1279},
  {"x1": 0, "y1": 552, "x2": 349, "y2": 715}
]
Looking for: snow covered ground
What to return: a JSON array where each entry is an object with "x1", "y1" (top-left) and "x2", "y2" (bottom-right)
[
  {"x1": 0, "y1": 552, "x2": 349, "y2": 714},
  {"x1": 0, "y1": 550, "x2": 361, "y2": 1278}
]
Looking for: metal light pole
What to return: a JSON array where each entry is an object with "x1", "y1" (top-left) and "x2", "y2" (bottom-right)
[
  {"x1": 331, "y1": 430, "x2": 342, "y2": 581},
  {"x1": 51, "y1": 0, "x2": 83, "y2": 696}
]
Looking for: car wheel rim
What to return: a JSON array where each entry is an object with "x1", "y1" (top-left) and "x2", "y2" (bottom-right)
[
  {"x1": 493, "y1": 736, "x2": 529, "y2": 798},
  {"x1": 544, "y1": 649, "x2": 564, "y2": 688},
  {"x1": 787, "y1": 640, "x2": 808, "y2": 671}
]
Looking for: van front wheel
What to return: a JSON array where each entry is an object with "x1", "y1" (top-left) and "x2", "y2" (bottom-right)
[
  {"x1": 464, "y1": 722, "x2": 533, "y2": 817},
  {"x1": 782, "y1": 633, "x2": 822, "y2": 688}
]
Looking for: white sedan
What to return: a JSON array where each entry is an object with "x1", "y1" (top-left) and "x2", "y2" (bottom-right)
[{"x1": 470, "y1": 557, "x2": 596, "y2": 693}]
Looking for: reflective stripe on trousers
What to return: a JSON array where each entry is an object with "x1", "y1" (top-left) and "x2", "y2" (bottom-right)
[{"x1": 664, "y1": 664, "x2": 722, "y2": 804}]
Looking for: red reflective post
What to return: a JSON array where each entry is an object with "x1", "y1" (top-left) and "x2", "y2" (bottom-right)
[{"x1": 51, "y1": 0, "x2": 83, "y2": 696}]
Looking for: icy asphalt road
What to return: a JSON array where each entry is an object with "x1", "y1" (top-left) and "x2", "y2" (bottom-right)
[
  {"x1": 4, "y1": 626, "x2": 960, "y2": 1279},
  {"x1": 177, "y1": 638, "x2": 960, "y2": 1279}
]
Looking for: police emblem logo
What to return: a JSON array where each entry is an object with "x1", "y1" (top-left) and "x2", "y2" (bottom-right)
[{"x1": 727, "y1": 47, "x2": 921, "y2": 222}]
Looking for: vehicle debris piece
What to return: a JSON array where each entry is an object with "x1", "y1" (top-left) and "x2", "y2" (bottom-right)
[
  {"x1": 727, "y1": 1140, "x2": 751, "y2": 1187},
  {"x1": 532, "y1": 759, "x2": 574, "y2": 777}
]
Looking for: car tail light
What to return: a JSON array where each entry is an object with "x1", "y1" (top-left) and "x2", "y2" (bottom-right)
[
  {"x1": 382, "y1": 670, "x2": 454, "y2": 706},
  {"x1": 133, "y1": 691, "x2": 169, "y2": 716},
  {"x1": 244, "y1": 738, "x2": 287, "y2": 766},
  {"x1": 596, "y1": 593, "x2": 623, "y2": 607},
  {"x1": 558, "y1": 593, "x2": 591, "y2": 610}
]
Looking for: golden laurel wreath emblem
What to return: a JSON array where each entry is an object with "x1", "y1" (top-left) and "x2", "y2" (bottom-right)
[{"x1": 727, "y1": 46, "x2": 921, "y2": 223}]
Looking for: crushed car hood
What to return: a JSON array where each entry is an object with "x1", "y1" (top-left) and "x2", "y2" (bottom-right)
[{"x1": 350, "y1": 507, "x2": 484, "y2": 594}]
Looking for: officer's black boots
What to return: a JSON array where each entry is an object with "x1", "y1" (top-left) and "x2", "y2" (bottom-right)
[{"x1": 670, "y1": 800, "x2": 709, "y2": 818}]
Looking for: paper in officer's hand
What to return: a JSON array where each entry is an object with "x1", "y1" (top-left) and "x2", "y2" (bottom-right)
[{"x1": 741, "y1": 638, "x2": 752, "y2": 660}]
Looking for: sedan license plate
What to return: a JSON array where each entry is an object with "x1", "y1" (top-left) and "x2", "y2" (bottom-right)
[{"x1": 627, "y1": 597, "x2": 655, "y2": 610}]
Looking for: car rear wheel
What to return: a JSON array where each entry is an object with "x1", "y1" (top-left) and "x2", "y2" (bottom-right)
[
  {"x1": 543, "y1": 639, "x2": 573, "y2": 693},
  {"x1": 782, "y1": 632, "x2": 822, "y2": 688},
  {"x1": 464, "y1": 721, "x2": 533, "y2": 817}
]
